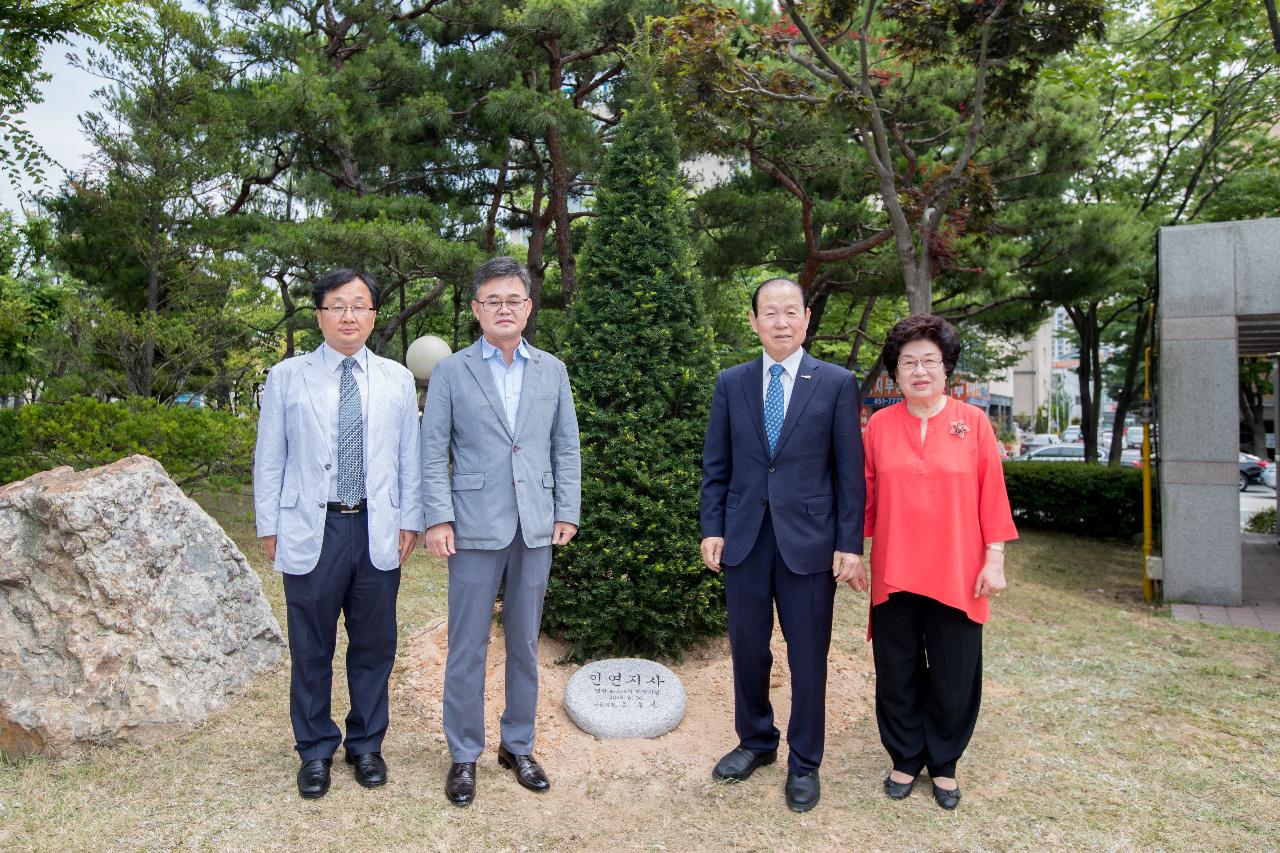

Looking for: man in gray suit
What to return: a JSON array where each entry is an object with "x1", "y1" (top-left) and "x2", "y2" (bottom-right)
[{"x1": 420, "y1": 256, "x2": 581, "y2": 807}]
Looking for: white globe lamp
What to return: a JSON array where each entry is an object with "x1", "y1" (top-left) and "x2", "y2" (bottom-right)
[{"x1": 406, "y1": 335, "x2": 452, "y2": 384}]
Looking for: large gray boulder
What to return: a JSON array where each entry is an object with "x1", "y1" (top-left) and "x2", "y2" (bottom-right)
[{"x1": 0, "y1": 455, "x2": 283, "y2": 757}]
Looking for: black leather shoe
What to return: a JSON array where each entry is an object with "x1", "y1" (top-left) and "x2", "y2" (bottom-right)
[
  {"x1": 345, "y1": 751, "x2": 388, "y2": 788},
  {"x1": 445, "y1": 762, "x2": 476, "y2": 807},
  {"x1": 297, "y1": 758, "x2": 332, "y2": 800},
  {"x1": 931, "y1": 781, "x2": 961, "y2": 810},
  {"x1": 497, "y1": 744, "x2": 550, "y2": 792},
  {"x1": 785, "y1": 770, "x2": 820, "y2": 813},
  {"x1": 883, "y1": 773, "x2": 916, "y2": 800},
  {"x1": 712, "y1": 746, "x2": 778, "y2": 782}
]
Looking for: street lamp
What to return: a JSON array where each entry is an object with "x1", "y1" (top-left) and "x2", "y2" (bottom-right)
[{"x1": 406, "y1": 334, "x2": 452, "y2": 409}]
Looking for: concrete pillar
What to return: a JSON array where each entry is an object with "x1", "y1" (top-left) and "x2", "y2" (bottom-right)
[{"x1": 1158, "y1": 224, "x2": 1242, "y2": 605}]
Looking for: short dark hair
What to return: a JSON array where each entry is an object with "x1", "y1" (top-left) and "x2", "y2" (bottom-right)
[
  {"x1": 472, "y1": 256, "x2": 531, "y2": 298},
  {"x1": 750, "y1": 277, "x2": 806, "y2": 314},
  {"x1": 313, "y1": 268, "x2": 382, "y2": 310},
  {"x1": 881, "y1": 314, "x2": 962, "y2": 376}
]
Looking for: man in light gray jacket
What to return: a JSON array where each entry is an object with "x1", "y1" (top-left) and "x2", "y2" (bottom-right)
[
  {"x1": 254, "y1": 268, "x2": 422, "y2": 800},
  {"x1": 420, "y1": 256, "x2": 581, "y2": 807}
]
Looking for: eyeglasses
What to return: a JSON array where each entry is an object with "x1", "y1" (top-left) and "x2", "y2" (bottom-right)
[
  {"x1": 319, "y1": 305, "x2": 373, "y2": 317},
  {"x1": 476, "y1": 298, "x2": 529, "y2": 312},
  {"x1": 898, "y1": 356, "x2": 944, "y2": 371}
]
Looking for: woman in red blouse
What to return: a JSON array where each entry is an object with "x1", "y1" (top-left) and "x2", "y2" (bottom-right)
[{"x1": 862, "y1": 315, "x2": 1017, "y2": 810}]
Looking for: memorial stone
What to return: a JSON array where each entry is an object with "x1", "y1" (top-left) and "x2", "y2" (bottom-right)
[{"x1": 564, "y1": 658, "x2": 685, "y2": 739}]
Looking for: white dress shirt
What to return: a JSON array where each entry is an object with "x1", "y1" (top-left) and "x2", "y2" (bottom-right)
[
  {"x1": 320, "y1": 342, "x2": 369, "y2": 502},
  {"x1": 482, "y1": 336, "x2": 530, "y2": 434},
  {"x1": 761, "y1": 347, "x2": 806, "y2": 416}
]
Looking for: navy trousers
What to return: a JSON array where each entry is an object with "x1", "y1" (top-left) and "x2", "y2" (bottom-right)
[
  {"x1": 282, "y1": 508, "x2": 400, "y2": 761},
  {"x1": 723, "y1": 510, "x2": 836, "y2": 774},
  {"x1": 871, "y1": 591, "x2": 983, "y2": 779}
]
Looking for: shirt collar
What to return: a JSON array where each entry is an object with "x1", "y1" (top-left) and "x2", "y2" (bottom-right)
[
  {"x1": 320, "y1": 342, "x2": 368, "y2": 373},
  {"x1": 481, "y1": 336, "x2": 530, "y2": 363},
  {"x1": 763, "y1": 347, "x2": 805, "y2": 379}
]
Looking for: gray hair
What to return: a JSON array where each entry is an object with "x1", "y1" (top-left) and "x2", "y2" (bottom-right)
[{"x1": 472, "y1": 256, "x2": 532, "y2": 298}]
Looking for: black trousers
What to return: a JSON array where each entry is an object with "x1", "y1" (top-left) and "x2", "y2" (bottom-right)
[
  {"x1": 724, "y1": 510, "x2": 836, "y2": 774},
  {"x1": 870, "y1": 591, "x2": 982, "y2": 779},
  {"x1": 282, "y1": 509, "x2": 400, "y2": 761}
]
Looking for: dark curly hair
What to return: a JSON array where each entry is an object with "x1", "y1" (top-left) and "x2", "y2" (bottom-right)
[{"x1": 881, "y1": 314, "x2": 961, "y2": 376}]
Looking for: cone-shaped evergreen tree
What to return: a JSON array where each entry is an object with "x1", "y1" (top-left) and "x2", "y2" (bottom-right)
[{"x1": 543, "y1": 72, "x2": 723, "y2": 661}]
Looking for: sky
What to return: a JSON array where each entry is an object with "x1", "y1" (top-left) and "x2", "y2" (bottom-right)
[{"x1": 1, "y1": 35, "x2": 102, "y2": 215}]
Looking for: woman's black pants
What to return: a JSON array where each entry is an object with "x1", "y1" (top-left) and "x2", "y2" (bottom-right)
[{"x1": 870, "y1": 591, "x2": 983, "y2": 779}]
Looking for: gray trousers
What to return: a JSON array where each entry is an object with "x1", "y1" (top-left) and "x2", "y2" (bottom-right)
[{"x1": 443, "y1": 531, "x2": 552, "y2": 762}]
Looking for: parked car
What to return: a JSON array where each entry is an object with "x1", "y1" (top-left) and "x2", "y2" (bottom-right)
[
  {"x1": 1239, "y1": 453, "x2": 1268, "y2": 492},
  {"x1": 1019, "y1": 433, "x2": 1061, "y2": 455},
  {"x1": 1124, "y1": 425, "x2": 1145, "y2": 448},
  {"x1": 1014, "y1": 444, "x2": 1104, "y2": 462},
  {"x1": 1264, "y1": 463, "x2": 1276, "y2": 490},
  {"x1": 1120, "y1": 449, "x2": 1145, "y2": 468},
  {"x1": 1061, "y1": 426, "x2": 1082, "y2": 443}
]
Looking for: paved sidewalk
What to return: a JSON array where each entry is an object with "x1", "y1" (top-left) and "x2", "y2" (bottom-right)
[{"x1": 1171, "y1": 533, "x2": 1280, "y2": 631}]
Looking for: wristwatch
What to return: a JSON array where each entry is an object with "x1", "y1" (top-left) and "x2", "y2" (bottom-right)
[{"x1": 986, "y1": 542, "x2": 1006, "y2": 553}]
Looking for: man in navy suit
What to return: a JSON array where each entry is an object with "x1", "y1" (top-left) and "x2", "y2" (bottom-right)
[
  {"x1": 254, "y1": 269, "x2": 423, "y2": 799},
  {"x1": 700, "y1": 277, "x2": 866, "y2": 813}
]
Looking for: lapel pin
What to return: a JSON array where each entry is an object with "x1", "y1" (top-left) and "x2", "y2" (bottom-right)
[{"x1": 801, "y1": 374, "x2": 812, "y2": 379}]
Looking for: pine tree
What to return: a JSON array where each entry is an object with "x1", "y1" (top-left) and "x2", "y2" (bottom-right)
[{"x1": 543, "y1": 73, "x2": 723, "y2": 661}]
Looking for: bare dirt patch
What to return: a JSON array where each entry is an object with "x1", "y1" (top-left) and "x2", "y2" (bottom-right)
[{"x1": 397, "y1": 613, "x2": 876, "y2": 781}]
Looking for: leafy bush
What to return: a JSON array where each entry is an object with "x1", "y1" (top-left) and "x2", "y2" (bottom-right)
[
  {"x1": 0, "y1": 407, "x2": 38, "y2": 483},
  {"x1": 1, "y1": 396, "x2": 255, "y2": 488},
  {"x1": 543, "y1": 78, "x2": 725, "y2": 661},
  {"x1": 1246, "y1": 506, "x2": 1276, "y2": 534},
  {"x1": 1002, "y1": 462, "x2": 1144, "y2": 539}
]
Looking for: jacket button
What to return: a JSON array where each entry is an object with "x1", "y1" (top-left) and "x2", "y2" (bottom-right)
[
  {"x1": 513, "y1": 445, "x2": 521, "y2": 453},
  {"x1": 760, "y1": 498, "x2": 767, "y2": 506},
  {"x1": 317, "y1": 502, "x2": 325, "y2": 508},
  {"x1": 324, "y1": 464, "x2": 332, "y2": 470},
  {"x1": 768, "y1": 466, "x2": 775, "y2": 473}
]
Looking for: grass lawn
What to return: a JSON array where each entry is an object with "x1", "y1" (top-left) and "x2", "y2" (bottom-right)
[{"x1": 2, "y1": 488, "x2": 1279, "y2": 851}]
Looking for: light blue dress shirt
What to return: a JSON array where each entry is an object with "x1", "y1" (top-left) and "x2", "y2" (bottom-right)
[
  {"x1": 481, "y1": 336, "x2": 530, "y2": 434},
  {"x1": 761, "y1": 347, "x2": 805, "y2": 416},
  {"x1": 320, "y1": 343, "x2": 369, "y2": 502}
]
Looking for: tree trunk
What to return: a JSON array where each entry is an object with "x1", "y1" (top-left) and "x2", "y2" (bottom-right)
[
  {"x1": 1068, "y1": 303, "x2": 1100, "y2": 463},
  {"x1": 1107, "y1": 305, "x2": 1148, "y2": 464},
  {"x1": 485, "y1": 152, "x2": 509, "y2": 254},
  {"x1": 523, "y1": 158, "x2": 551, "y2": 343},
  {"x1": 545, "y1": 123, "x2": 578, "y2": 307},
  {"x1": 140, "y1": 216, "x2": 162, "y2": 399},
  {"x1": 451, "y1": 273, "x2": 463, "y2": 353},
  {"x1": 803, "y1": 282, "x2": 830, "y2": 349},
  {"x1": 399, "y1": 279, "x2": 408, "y2": 362},
  {"x1": 846, "y1": 296, "x2": 878, "y2": 371},
  {"x1": 277, "y1": 275, "x2": 296, "y2": 359},
  {"x1": 1089, "y1": 312, "x2": 1104, "y2": 462},
  {"x1": 905, "y1": 255, "x2": 932, "y2": 316}
]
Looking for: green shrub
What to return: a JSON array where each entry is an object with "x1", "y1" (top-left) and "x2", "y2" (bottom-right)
[
  {"x1": 0, "y1": 407, "x2": 38, "y2": 483},
  {"x1": 1246, "y1": 506, "x2": 1276, "y2": 534},
  {"x1": 1001, "y1": 462, "x2": 1144, "y2": 539},
  {"x1": 543, "y1": 77, "x2": 725, "y2": 661},
  {"x1": 2, "y1": 396, "x2": 255, "y2": 488}
]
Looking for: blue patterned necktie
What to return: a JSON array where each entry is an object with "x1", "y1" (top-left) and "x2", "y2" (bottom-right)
[
  {"x1": 337, "y1": 356, "x2": 365, "y2": 505},
  {"x1": 765, "y1": 363, "x2": 785, "y2": 457}
]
